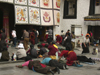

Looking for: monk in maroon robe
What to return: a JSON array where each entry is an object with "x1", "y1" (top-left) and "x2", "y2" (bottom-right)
[
  {"x1": 30, "y1": 32, "x2": 35, "y2": 45},
  {"x1": 58, "y1": 50, "x2": 77, "y2": 66},
  {"x1": 55, "y1": 35, "x2": 62, "y2": 44}
]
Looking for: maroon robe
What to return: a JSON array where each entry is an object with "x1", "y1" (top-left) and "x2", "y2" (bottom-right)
[
  {"x1": 56, "y1": 35, "x2": 62, "y2": 44},
  {"x1": 48, "y1": 45, "x2": 58, "y2": 55},
  {"x1": 60, "y1": 50, "x2": 77, "y2": 66},
  {"x1": 30, "y1": 32, "x2": 35, "y2": 45}
]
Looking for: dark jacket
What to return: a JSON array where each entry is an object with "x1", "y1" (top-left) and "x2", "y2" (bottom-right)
[
  {"x1": 1, "y1": 32, "x2": 6, "y2": 40},
  {"x1": 39, "y1": 47, "x2": 47, "y2": 55},
  {"x1": 0, "y1": 40, "x2": 7, "y2": 52},
  {"x1": 1, "y1": 51, "x2": 9, "y2": 61}
]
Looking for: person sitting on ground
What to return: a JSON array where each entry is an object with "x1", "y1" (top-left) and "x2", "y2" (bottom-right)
[
  {"x1": 41, "y1": 57, "x2": 68, "y2": 69},
  {"x1": 0, "y1": 46, "x2": 9, "y2": 61},
  {"x1": 37, "y1": 44, "x2": 47, "y2": 56},
  {"x1": 58, "y1": 48, "x2": 82, "y2": 67},
  {"x1": 16, "y1": 41, "x2": 27, "y2": 60},
  {"x1": 16, "y1": 60, "x2": 60, "y2": 75},
  {"x1": 55, "y1": 34, "x2": 62, "y2": 44},
  {"x1": 27, "y1": 45, "x2": 38, "y2": 58},
  {"x1": 77, "y1": 40, "x2": 81, "y2": 47}
]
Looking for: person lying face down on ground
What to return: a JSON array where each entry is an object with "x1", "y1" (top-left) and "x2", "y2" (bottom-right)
[
  {"x1": 58, "y1": 48, "x2": 82, "y2": 67},
  {"x1": 41, "y1": 57, "x2": 68, "y2": 69},
  {"x1": 16, "y1": 60, "x2": 60, "y2": 75}
]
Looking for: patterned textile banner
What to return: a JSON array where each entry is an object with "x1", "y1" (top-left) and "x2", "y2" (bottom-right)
[
  {"x1": 41, "y1": 9, "x2": 53, "y2": 25},
  {"x1": 29, "y1": 7, "x2": 40, "y2": 24},
  {"x1": 40, "y1": 0, "x2": 52, "y2": 8},
  {"x1": 15, "y1": 5, "x2": 28, "y2": 24},
  {"x1": 28, "y1": 0, "x2": 39, "y2": 7},
  {"x1": 8, "y1": 0, "x2": 13, "y2": 3},
  {"x1": 15, "y1": 0, "x2": 27, "y2": 5},
  {"x1": 53, "y1": 0, "x2": 60, "y2": 9},
  {"x1": 0, "y1": 0, "x2": 7, "y2": 2},
  {"x1": 54, "y1": 10, "x2": 60, "y2": 25}
]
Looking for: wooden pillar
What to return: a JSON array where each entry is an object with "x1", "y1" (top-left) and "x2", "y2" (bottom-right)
[{"x1": 3, "y1": 10, "x2": 10, "y2": 39}]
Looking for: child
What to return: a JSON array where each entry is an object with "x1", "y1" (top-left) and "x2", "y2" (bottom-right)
[{"x1": 77, "y1": 40, "x2": 81, "y2": 47}]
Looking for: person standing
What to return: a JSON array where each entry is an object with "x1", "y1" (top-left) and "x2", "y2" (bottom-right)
[
  {"x1": 64, "y1": 33, "x2": 72, "y2": 51},
  {"x1": 66, "y1": 30, "x2": 70, "y2": 36},
  {"x1": 82, "y1": 35, "x2": 90, "y2": 54},
  {"x1": 0, "y1": 28, "x2": 7, "y2": 52},
  {"x1": 89, "y1": 31, "x2": 93, "y2": 44},
  {"x1": 47, "y1": 28, "x2": 53, "y2": 44},
  {"x1": 34, "y1": 29, "x2": 38, "y2": 44},
  {"x1": 0, "y1": 28, "x2": 6, "y2": 41},
  {"x1": 12, "y1": 29, "x2": 17, "y2": 47},
  {"x1": 29, "y1": 30, "x2": 35, "y2": 45},
  {"x1": 71, "y1": 32, "x2": 75, "y2": 50},
  {"x1": 23, "y1": 29, "x2": 29, "y2": 50}
]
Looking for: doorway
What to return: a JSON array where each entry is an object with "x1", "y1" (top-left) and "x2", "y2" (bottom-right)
[{"x1": 0, "y1": 9, "x2": 3, "y2": 30}]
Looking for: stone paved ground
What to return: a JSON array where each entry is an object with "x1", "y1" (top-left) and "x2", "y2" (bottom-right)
[{"x1": 0, "y1": 44, "x2": 100, "y2": 75}]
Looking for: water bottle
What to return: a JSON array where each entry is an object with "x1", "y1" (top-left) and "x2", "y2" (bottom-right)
[{"x1": 13, "y1": 54, "x2": 16, "y2": 61}]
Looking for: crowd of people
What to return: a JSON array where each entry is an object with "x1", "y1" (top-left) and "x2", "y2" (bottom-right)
[{"x1": 0, "y1": 28, "x2": 100, "y2": 75}]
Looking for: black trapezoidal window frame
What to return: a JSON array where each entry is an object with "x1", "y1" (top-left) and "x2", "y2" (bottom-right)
[{"x1": 63, "y1": 0, "x2": 77, "y2": 19}]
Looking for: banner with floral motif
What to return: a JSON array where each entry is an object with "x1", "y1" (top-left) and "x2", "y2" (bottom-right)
[
  {"x1": 41, "y1": 9, "x2": 53, "y2": 25},
  {"x1": 15, "y1": 0, "x2": 27, "y2": 5},
  {"x1": 8, "y1": 0, "x2": 13, "y2": 3},
  {"x1": 53, "y1": 0, "x2": 60, "y2": 9},
  {"x1": 28, "y1": 0, "x2": 39, "y2": 7},
  {"x1": 29, "y1": 7, "x2": 40, "y2": 24},
  {"x1": 40, "y1": 0, "x2": 52, "y2": 8},
  {"x1": 15, "y1": 5, "x2": 28, "y2": 24},
  {"x1": 54, "y1": 10, "x2": 60, "y2": 25},
  {"x1": 0, "y1": 0, "x2": 7, "y2": 2}
]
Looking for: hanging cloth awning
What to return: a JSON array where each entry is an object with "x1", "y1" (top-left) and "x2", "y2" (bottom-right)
[{"x1": 84, "y1": 15, "x2": 100, "y2": 26}]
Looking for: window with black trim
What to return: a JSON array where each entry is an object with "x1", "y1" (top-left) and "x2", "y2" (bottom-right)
[{"x1": 63, "y1": 0, "x2": 77, "y2": 19}]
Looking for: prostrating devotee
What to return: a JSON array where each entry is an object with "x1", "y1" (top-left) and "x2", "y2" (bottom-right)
[
  {"x1": 16, "y1": 60, "x2": 60, "y2": 75},
  {"x1": 52, "y1": 41, "x2": 58, "y2": 49},
  {"x1": 37, "y1": 44, "x2": 47, "y2": 57},
  {"x1": 22, "y1": 29, "x2": 29, "y2": 50},
  {"x1": 55, "y1": 34, "x2": 62, "y2": 44},
  {"x1": 41, "y1": 57, "x2": 68, "y2": 69},
  {"x1": 0, "y1": 46, "x2": 9, "y2": 61},
  {"x1": 58, "y1": 48, "x2": 82, "y2": 67},
  {"x1": 29, "y1": 29, "x2": 35, "y2": 45},
  {"x1": 82, "y1": 35, "x2": 90, "y2": 54},
  {"x1": 27, "y1": 45, "x2": 38, "y2": 58},
  {"x1": 16, "y1": 41, "x2": 27, "y2": 60},
  {"x1": 64, "y1": 33, "x2": 72, "y2": 51},
  {"x1": 45, "y1": 44, "x2": 59, "y2": 59}
]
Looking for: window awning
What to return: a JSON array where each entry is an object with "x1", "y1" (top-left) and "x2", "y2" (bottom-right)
[{"x1": 84, "y1": 15, "x2": 100, "y2": 26}]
